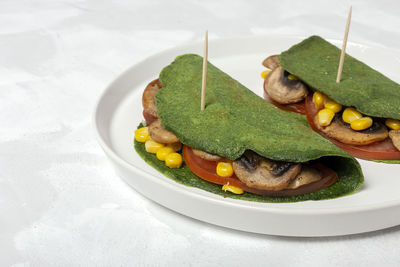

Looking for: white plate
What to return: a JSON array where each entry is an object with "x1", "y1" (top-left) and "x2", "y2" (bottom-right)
[{"x1": 94, "y1": 35, "x2": 400, "y2": 237}]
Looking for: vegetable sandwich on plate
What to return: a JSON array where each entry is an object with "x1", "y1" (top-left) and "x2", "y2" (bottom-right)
[
  {"x1": 262, "y1": 36, "x2": 400, "y2": 162},
  {"x1": 135, "y1": 54, "x2": 363, "y2": 202}
]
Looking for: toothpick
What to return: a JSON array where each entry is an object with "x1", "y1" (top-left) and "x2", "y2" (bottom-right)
[
  {"x1": 201, "y1": 30, "x2": 208, "y2": 111},
  {"x1": 336, "y1": 6, "x2": 352, "y2": 83}
]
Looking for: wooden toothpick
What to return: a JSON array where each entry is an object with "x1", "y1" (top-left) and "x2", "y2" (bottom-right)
[
  {"x1": 201, "y1": 30, "x2": 208, "y2": 111},
  {"x1": 336, "y1": 6, "x2": 352, "y2": 83}
]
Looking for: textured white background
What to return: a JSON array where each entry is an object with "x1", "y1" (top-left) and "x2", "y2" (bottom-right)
[{"x1": 2, "y1": 0, "x2": 400, "y2": 266}]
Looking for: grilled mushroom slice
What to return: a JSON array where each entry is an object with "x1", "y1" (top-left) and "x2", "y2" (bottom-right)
[
  {"x1": 313, "y1": 114, "x2": 388, "y2": 145},
  {"x1": 232, "y1": 152, "x2": 301, "y2": 191},
  {"x1": 168, "y1": 142, "x2": 182, "y2": 152},
  {"x1": 192, "y1": 148, "x2": 222, "y2": 161},
  {"x1": 149, "y1": 119, "x2": 179, "y2": 144},
  {"x1": 389, "y1": 130, "x2": 400, "y2": 151},
  {"x1": 142, "y1": 79, "x2": 162, "y2": 118},
  {"x1": 262, "y1": 55, "x2": 280, "y2": 70},
  {"x1": 264, "y1": 66, "x2": 308, "y2": 104},
  {"x1": 286, "y1": 166, "x2": 322, "y2": 189}
]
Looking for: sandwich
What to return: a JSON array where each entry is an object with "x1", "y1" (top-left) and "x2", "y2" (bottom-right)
[
  {"x1": 262, "y1": 36, "x2": 400, "y2": 162},
  {"x1": 135, "y1": 54, "x2": 363, "y2": 202}
]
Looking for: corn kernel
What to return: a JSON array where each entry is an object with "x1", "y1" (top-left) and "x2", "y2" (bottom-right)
[
  {"x1": 312, "y1": 91, "x2": 327, "y2": 110},
  {"x1": 324, "y1": 100, "x2": 342, "y2": 113},
  {"x1": 317, "y1": 108, "x2": 335, "y2": 127},
  {"x1": 385, "y1": 119, "x2": 400, "y2": 130},
  {"x1": 288, "y1": 74, "x2": 298, "y2": 80},
  {"x1": 145, "y1": 140, "x2": 164, "y2": 154},
  {"x1": 351, "y1": 117, "x2": 373, "y2": 131},
  {"x1": 135, "y1": 127, "x2": 150, "y2": 143},
  {"x1": 261, "y1": 70, "x2": 271, "y2": 79},
  {"x1": 216, "y1": 162, "x2": 234, "y2": 177},
  {"x1": 165, "y1": 153, "x2": 183, "y2": 168},
  {"x1": 156, "y1": 146, "x2": 175, "y2": 161},
  {"x1": 342, "y1": 107, "x2": 363, "y2": 124},
  {"x1": 222, "y1": 184, "x2": 244, "y2": 194},
  {"x1": 167, "y1": 142, "x2": 182, "y2": 152}
]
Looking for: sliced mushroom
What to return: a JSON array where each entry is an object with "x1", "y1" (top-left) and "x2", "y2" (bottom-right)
[
  {"x1": 142, "y1": 79, "x2": 162, "y2": 118},
  {"x1": 168, "y1": 142, "x2": 182, "y2": 152},
  {"x1": 262, "y1": 55, "x2": 280, "y2": 70},
  {"x1": 286, "y1": 166, "x2": 322, "y2": 189},
  {"x1": 148, "y1": 119, "x2": 179, "y2": 144},
  {"x1": 264, "y1": 66, "x2": 308, "y2": 104},
  {"x1": 192, "y1": 148, "x2": 222, "y2": 161},
  {"x1": 389, "y1": 130, "x2": 400, "y2": 151},
  {"x1": 232, "y1": 153, "x2": 301, "y2": 191},
  {"x1": 313, "y1": 114, "x2": 388, "y2": 145}
]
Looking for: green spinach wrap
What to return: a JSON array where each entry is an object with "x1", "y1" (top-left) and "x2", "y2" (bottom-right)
[
  {"x1": 135, "y1": 54, "x2": 363, "y2": 202},
  {"x1": 280, "y1": 36, "x2": 400, "y2": 120},
  {"x1": 262, "y1": 36, "x2": 400, "y2": 162}
]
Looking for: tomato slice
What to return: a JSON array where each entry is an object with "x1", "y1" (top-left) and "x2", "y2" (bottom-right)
[
  {"x1": 143, "y1": 110, "x2": 158, "y2": 125},
  {"x1": 304, "y1": 94, "x2": 400, "y2": 160},
  {"x1": 182, "y1": 145, "x2": 338, "y2": 196},
  {"x1": 182, "y1": 145, "x2": 249, "y2": 190},
  {"x1": 263, "y1": 79, "x2": 306, "y2": 114}
]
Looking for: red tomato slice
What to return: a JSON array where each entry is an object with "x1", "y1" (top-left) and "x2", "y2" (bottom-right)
[
  {"x1": 263, "y1": 79, "x2": 306, "y2": 114},
  {"x1": 304, "y1": 94, "x2": 400, "y2": 160},
  {"x1": 182, "y1": 145, "x2": 338, "y2": 196},
  {"x1": 182, "y1": 145, "x2": 249, "y2": 189}
]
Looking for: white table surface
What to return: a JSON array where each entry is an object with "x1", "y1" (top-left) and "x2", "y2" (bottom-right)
[{"x1": 2, "y1": 0, "x2": 400, "y2": 266}]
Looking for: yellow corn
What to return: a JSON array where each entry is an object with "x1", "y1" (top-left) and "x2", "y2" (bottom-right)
[
  {"x1": 145, "y1": 140, "x2": 165, "y2": 154},
  {"x1": 342, "y1": 107, "x2": 363, "y2": 124},
  {"x1": 216, "y1": 162, "x2": 234, "y2": 177},
  {"x1": 351, "y1": 117, "x2": 373, "y2": 131},
  {"x1": 167, "y1": 142, "x2": 182, "y2": 152},
  {"x1": 317, "y1": 108, "x2": 335, "y2": 127},
  {"x1": 287, "y1": 74, "x2": 298, "y2": 80},
  {"x1": 222, "y1": 184, "x2": 244, "y2": 195},
  {"x1": 324, "y1": 100, "x2": 342, "y2": 113},
  {"x1": 156, "y1": 146, "x2": 175, "y2": 161},
  {"x1": 261, "y1": 70, "x2": 271, "y2": 79},
  {"x1": 135, "y1": 127, "x2": 150, "y2": 143},
  {"x1": 385, "y1": 119, "x2": 400, "y2": 130},
  {"x1": 312, "y1": 91, "x2": 326, "y2": 110},
  {"x1": 165, "y1": 153, "x2": 183, "y2": 168}
]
